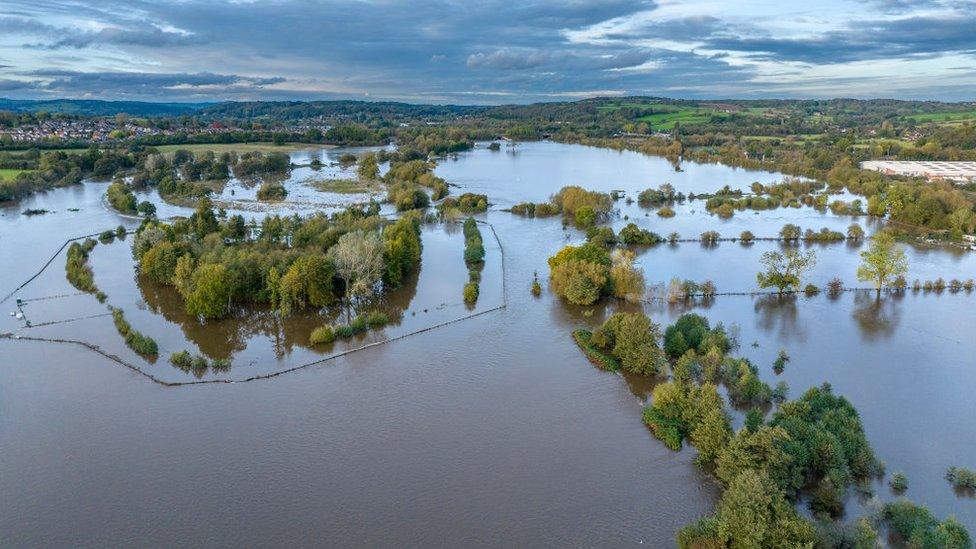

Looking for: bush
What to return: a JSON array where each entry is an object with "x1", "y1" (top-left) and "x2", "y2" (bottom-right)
[
  {"x1": 827, "y1": 277, "x2": 844, "y2": 298},
  {"x1": 657, "y1": 205, "x2": 676, "y2": 218},
  {"x1": 590, "y1": 312, "x2": 664, "y2": 375},
  {"x1": 700, "y1": 231, "x2": 720, "y2": 245},
  {"x1": 890, "y1": 472, "x2": 909, "y2": 492},
  {"x1": 256, "y1": 181, "x2": 288, "y2": 201},
  {"x1": 739, "y1": 230, "x2": 755, "y2": 243},
  {"x1": 618, "y1": 223, "x2": 662, "y2": 245},
  {"x1": 803, "y1": 283, "x2": 820, "y2": 296},
  {"x1": 463, "y1": 281, "x2": 479, "y2": 304},
  {"x1": 946, "y1": 466, "x2": 976, "y2": 491},
  {"x1": 65, "y1": 239, "x2": 99, "y2": 294},
  {"x1": 531, "y1": 280, "x2": 541, "y2": 296},
  {"x1": 572, "y1": 329, "x2": 619, "y2": 371},
  {"x1": 111, "y1": 307, "x2": 158, "y2": 357},
  {"x1": 882, "y1": 500, "x2": 971, "y2": 548},
  {"x1": 310, "y1": 325, "x2": 336, "y2": 345}
]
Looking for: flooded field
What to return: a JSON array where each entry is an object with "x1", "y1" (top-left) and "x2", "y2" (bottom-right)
[{"x1": 1, "y1": 142, "x2": 973, "y2": 545}]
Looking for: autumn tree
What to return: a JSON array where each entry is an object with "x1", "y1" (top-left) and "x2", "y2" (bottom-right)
[{"x1": 857, "y1": 231, "x2": 908, "y2": 293}]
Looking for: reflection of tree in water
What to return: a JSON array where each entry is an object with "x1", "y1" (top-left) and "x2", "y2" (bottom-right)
[
  {"x1": 753, "y1": 294, "x2": 806, "y2": 341},
  {"x1": 851, "y1": 290, "x2": 902, "y2": 341},
  {"x1": 138, "y1": 268, "x2": 418, "y2": 366}
]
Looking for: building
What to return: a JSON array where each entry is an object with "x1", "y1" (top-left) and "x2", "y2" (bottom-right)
[{"x1": 860, "y1": 160, "x2": 976, "y2": 184}]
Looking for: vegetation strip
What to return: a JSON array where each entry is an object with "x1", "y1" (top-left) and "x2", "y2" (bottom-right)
[{"x1": 571, "y1": 329, "x2": 620, "y2": 371}]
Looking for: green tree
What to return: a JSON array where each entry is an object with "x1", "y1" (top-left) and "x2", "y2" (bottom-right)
[
  {"x1": 327, "y1": 230, "x2": 384, "y2": 319},
  {"x1": 358, "y1": 153, "x2": 380, "y2": 180},
  {"x1": 184, "y1": 263, "x2": 231, "y2": 319},
  {"x1": 756, "y1": 249, "x2": 816, "y2": 294},
  {"x1": 857, "y1": 231, "x2": 908, "y2": 292}
]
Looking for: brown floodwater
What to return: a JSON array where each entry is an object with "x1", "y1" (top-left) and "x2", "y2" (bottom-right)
[{"x1": 1, "y1": 142, "x2": 974, "y2": 546}]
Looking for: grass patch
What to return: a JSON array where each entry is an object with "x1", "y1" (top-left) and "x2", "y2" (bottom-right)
[
  {"x1": 0, "y1": 168, "x2": 31, "y2": 181},
  {"x1": 310, "y1": 178, "x2": 374, "y2": 194},
  {"x1": 571, "y1": 329, "x2": 620, "y2": 371},
  {"x1": 903, "y1": 109, "x2": 976, "y2": 123}
]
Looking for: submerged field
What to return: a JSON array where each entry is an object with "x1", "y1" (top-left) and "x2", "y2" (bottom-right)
[{"x1": 1, "y1": 141, "x2": 974, "y2": 544}]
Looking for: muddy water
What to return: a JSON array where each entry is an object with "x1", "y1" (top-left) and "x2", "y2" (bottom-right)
[{"x1": 0, "y1": 142, "x2": 973, "y2": 545}]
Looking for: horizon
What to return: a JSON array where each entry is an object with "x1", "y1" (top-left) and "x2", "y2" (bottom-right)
[{"x1": 2, "y1": 1, "x2": 976, "y2": 104}]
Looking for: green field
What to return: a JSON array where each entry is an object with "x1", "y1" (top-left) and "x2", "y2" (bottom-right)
[
  {"x1": 309, "y1": 178, "x2": 377, "y2": 194},
  {"x1": 0, "y1": 168, "x2": 31, "y2": 180},
  {"x1": 903, "y1": 110, "x2": 976, "y2": 123},
  {"x1": 151, "y1": 142, "x2": 334, "y2": 155}
]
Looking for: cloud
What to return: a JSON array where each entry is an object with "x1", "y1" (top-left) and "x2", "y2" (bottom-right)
[
  {"x1": 24, "y1": 70, "x2": 285, "y2": 98},
  {"x1": 1, "y1": 0, "x2": 974, "y2": 102}
]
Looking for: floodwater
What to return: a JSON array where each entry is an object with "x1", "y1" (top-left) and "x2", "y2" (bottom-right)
[{"x1": 0, "y1": 141, "x2": 973, "y2": 546}]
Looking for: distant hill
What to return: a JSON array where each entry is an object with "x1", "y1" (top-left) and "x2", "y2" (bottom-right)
[
  {"x1": 196, "y1": 100, "x2": 484, "y2": 120},
  {"x1": 0, "y1": 99, "x2": 208, "y2": 117}
]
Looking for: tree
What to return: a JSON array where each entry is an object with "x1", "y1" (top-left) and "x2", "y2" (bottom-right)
[
  {"x1": 592, "y1": 312, "x2": 664, "y2": 375},
  {"x1": 327, "y1": 230, "x2": 384, "y2": 319},
  {"x1": 550, "y1": 259, "x2": 608, "y2": 305},
  {"x1": 756, "y1": 249, "x2": 816, "y2": 294},
  {"x1": 358, "y1": 153, "x2": 380, "y2": 180},
  {"x1": 184, "y1": 263, "x2": 231, "y2": 319},
  {"x1": 609, "y1": 249, "x2": 645, "y2": 302},
  {"x1": 857, "y1": 231, "x2": 908, "y2": 293}
]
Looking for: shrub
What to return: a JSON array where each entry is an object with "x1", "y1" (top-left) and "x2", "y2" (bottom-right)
[
  {"x1": 572, "y1": 329, "x2": 619, "y2": 371},
  {"x1": 700, "y1": 231, "x2": 720, "y2": 245},
  {"x1": 468, "y1": 269, "x2": 481, "y2": 283},
  {"x1": 111, "y1": 307, "x2": 158, "y2": 357},
  {"x1": 739, "y1": 230, "x2": 755, "y2": 243},
  {"x1": 847, "y1": 224, "x2": 865, "y2": 240},
  {"x1": 99, "y1": 230, "x2": 116, "y2": 243},
  {"x1": 890, "y1": 472, "x2": 909, "y2": 492},
  {"x1": 170, "y1": 350, "x2": 193, "y2": 369},
  {"x1": 463, "y1": 281, "x2": 479, "y2": 304},
  {"x1": 310, "y1": 325, "x2": 336, "y2": 345},
  {"x1": 667, "y1": 232, "x2": 680, "y2": 244},
  {"x1": 590, "y1": 312, "x2": 664, "y2": 375},
  {"x1": 882, "y1": 500, "x2": 971, "y2": 548},
  {"x1": 657, "y1": 205, "x2": 676, "y2": 218},
  {"x1": 804, "y1": 283, "x2": 820, "y2": 296},
  {"x1": 946, "y1": 466, "x2": 976, "y2": 491},
  {"x1": 618, "y1": 223, "x2": 662, "y2": 245},
  {"x1": 531, "y1": 280, "x2": 541, "y2": 296},
  {"x1": 574, "y1": 206, "x2": 597, "y2": 227},
  {"x1": 256, "y1": 181, "x2": 288, "y2": 201},
  {"x1": 780, "y1": 223, "x2": 801, "y2": 241},
  {"x1": 827, "y1": 277, "x2": 844, "y2": 298}
]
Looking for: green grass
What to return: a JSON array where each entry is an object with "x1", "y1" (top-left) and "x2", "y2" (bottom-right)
[
  {"x1": 635, "y1": 107, "x2": 729, "y2": 129},
  {"x1": 151, "y1": 142, "x2": 333, "y2": 155},
  {"x1": 0, "y1": 168, "x2": 31, "y2": 180},
  {"x1": 903, "y1": 109, "x2": 976, "y2": 123},
  {"x1": 572, "y1": 329, "x2": 620, "y2": 371},
  {"x1": 310, "y1": 178, "x2": 375, "y2": 194}
]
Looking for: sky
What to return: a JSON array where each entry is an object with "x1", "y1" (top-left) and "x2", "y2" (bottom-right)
[{"x1": 1, "y1": 0, "x2": 975, "y2": 104}]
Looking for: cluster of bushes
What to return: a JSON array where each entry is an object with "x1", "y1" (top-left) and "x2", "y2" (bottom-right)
[
  {"x1": 618, "y1": 223, "x2": 663, "y2": 245},
  {"x1": 882, "y1": 500, "x2": 971, "y2": 548},
  {"x1": 664, "y1": 278, "x2": 717, "y2": 303},
  {"x1": 585, "y1": 312, "x2": 665, "y2": 375},
  {"x1": 657, "y1": 205, "x2": 676, "y2": 218},
  {"x1": 65, "y1": 238, "x2": 101, "y2": 297},
  {"x1": 133, "y1": 200, "x2": 421, "y2": 320},
  {"x1": 638, "y1": 184, "x2": 684, "y2": 206},
  {"x1": 911, "y1": 278, "x2": 975, "y2": 293},
  {"x1": 585, "y1": 226, "x2": 617, "y2": 248},
  {"x1": 509, "y1": 201, "x2": 561, "y2": 216},
  {"x1": 130, "y1": 150, "x2": 229, "y2": 200},
  {"x1": 384, "y1": 159, "x2": 448, "y2": 205},
  {"x1": 439, "y1": 192, "x2": 488, "y2": 214},
  {"x1": 309, "y1": 311, "x2": 390, "y2": 345},
  {"x1": 170, "y1": 350, "x2": 230, "y2": 377},
  {"x1": 111, "y1": 307, "x2": 158, "y2": 357},
  {"x1": 99, "y1": 226, "x2": 126, "y2": 243},
  {"x1": 663, "y1": 314, "x2": 729, "y2": 359},
  {"x1": 106, "y1": 179, "x2": 137, "y2": 213},
  {"x1": 946, "y1": 466, "x2": 976, "y2": 492},
  {"x1": 462, "y1": 218, "x2": 483, "y2": 304},
  {"x1": 232, "y1": 151, "x2": 291, "y2": 177},
  {"x1": 547, "y1": 242, "x2": 644, "y2": 305},
  {"x1": 256, "y1": 181, "x2": 288, "y2": 201},
  {"x1": 803, "y1": 227, "x2": 845, "y2": 242}
]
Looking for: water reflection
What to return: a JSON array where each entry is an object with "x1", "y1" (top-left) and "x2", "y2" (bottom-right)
[
  {"x1": 851, "y1": 291, "x2": 902, "y2": 341},
  {"x1": 139, "y1": 269, "x2": 419, "y2": 368},
  {"x1": 753, "y1": 294, "x2": 806, "y2": 341}
]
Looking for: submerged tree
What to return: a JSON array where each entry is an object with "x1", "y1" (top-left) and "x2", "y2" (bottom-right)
[
  {"x1": 857, "y1": 231, "x2": 908, "y2": 293},
  {"x1": 756, "y1": 249, "x2": 816, "y2": 294},
  {"x1": 328, "y1": 230, "x2": 384, "y2": 319}
]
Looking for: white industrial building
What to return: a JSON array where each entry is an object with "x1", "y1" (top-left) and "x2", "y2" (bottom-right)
[{"x1": 860, "y1": 161, "x2": 976, "y2": 183}]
